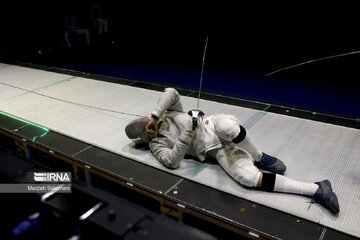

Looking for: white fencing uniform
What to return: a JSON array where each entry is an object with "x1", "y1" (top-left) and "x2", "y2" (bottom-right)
[{"x1": 149, "y1": 88, "x2": 261, "y2": 187}]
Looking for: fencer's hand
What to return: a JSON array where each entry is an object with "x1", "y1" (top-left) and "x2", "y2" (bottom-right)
[{"x1": 146, "y1": 116, "x2": 158, "y2": 137}]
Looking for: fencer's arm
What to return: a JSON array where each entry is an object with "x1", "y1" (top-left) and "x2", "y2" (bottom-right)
[
  {"x1": 151, "y1": 88, "x2": 184, "y2": 118},
  {"x1": 149, "y1": 130, "x2": 194, "y2": 169}
]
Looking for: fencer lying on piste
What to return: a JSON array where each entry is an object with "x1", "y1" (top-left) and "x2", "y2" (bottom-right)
[{"x1": 125, "y1": 88, "x2": 340, "y2": 214}]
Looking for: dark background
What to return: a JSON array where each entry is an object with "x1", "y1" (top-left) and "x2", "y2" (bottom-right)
[{"x1": 1, "y1": 1, "x2": 359, "y2": 118}]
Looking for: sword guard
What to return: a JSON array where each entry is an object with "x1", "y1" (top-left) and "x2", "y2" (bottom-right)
[
  {"x1": 188, "y1": 109, "x2": 204, "y2": 118},
  {"x1": 188, "y1": 109, "x2": 205, "y2": 130}
]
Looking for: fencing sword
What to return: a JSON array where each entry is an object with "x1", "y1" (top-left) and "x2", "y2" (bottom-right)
[{"x1": 188, "y1": 36, "x2": 208, "y2": 130}]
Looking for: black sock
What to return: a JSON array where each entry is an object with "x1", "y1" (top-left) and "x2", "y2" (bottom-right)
[{"x1": 259, "y1": 173, "x2": 276, "y2": 192}]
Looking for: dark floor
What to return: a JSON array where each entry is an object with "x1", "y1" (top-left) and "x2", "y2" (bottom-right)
[{"x1": 0, "y1": 136, "x2": 241, "y2": 240}]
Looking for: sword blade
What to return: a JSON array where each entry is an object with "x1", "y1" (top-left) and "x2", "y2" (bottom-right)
[{"x1": 197, "y1": 36, "x2": 209, "y2": 110}]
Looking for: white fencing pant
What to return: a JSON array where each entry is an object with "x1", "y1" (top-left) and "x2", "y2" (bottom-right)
[
  {"x1": 207, "y1": 144, "x2": 261, "y2": 187},
  {"x1": 208, "y1": 114, "x2": 262, "y2": 187},
  {"x1": 213, "y1": 114, "x2": 262, "y2": 161}
]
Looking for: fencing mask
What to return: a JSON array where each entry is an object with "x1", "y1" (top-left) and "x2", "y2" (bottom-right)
[{"x1": 125, "y1": 116, "x2": 151, "y2": 144}]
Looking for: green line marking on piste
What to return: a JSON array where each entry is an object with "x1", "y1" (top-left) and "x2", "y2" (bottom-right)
[{"x1": 0, "y1": 111, "x2": 49, "y2": 142}]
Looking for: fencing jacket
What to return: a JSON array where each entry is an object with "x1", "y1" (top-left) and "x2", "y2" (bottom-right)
[{"x1": 149, "y1": 88, "x2": 222, "y2": 169}]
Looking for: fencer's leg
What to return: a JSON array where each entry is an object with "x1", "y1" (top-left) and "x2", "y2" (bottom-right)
[
  {"x1": 84, "y1": 29, "x2": 90, "y2": 46},
  {"x1": 65, "y1": 32, "x2": 72, "y2": 48},
  {"x1": 232, "y1": 125, "x2": 262, "y2": 162},
  {"x1": 213, "y1": 114, "x2": 286, "y2": 174},
  {"x1": 213, "y1": 114, "x2": 262, "y2": 161},
  {"x1": 209, "y1": 146, "x2": 339, "y2": 214},
  {"x1": 259, "y1": 173, "x2": 318, "y2": 195},
  {"x1": 259, "y1": 173, "x2": 340, "y2": 214},
  {"x1": 233, "y1": 127, "x2": 287, "y2": 174},
  {"x1": 208, "y1": 147, "x2": 262, "y2": 188}
]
